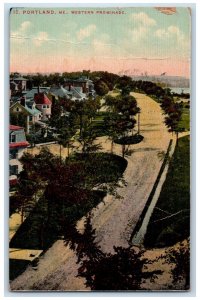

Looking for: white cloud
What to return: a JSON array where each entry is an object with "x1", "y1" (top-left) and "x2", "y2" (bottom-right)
[
  {"x1": 20, "y1": 21, "x2": 32, "y2": 32},
  {"x1": 130, "y1": 12, "x2": 156, "y2": 27},
  {"x1": 92, "y1": 33, "x2": 111, "y2": 55},
  {"x1": 127, "y1": 12, "x2": 156, "y2": 42},
  {"x1": 155, "y1": 28, "x2": 168, "y2": 38},
  {"x1": 130, "y1": 26, "x2": 148, "y2": 41},
  {"x1": 155, "y1": 25, "x2": 184, "y2": 41},
  {"x1": 77, "y1": 24, "x2": 96, "y2": 41},
  {"x1": 154, "y1": 25, "x2": 189, "y2": 58},
  {"x1": 11, "y1": 21, "x2": 32, "y2": 41},
  {"x1": 33, "y1": 32, "x2": 49, "y2": 47}
]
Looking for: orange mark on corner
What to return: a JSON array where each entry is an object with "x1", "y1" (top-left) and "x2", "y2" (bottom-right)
[{"x1": 155, "y1": 7, "x2": 177, "y2": 15}]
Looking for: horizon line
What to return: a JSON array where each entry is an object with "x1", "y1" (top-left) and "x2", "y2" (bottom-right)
[{"x1": 9, "y1": 71, "x2": 190, "y2": 79}]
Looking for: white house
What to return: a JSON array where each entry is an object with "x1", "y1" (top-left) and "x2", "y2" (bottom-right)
[{"x1": 9, "y1": 125, "x2": 29, "y2": 186}]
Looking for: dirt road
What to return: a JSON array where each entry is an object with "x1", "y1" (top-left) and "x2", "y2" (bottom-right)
[{"x1": 10, "y1": 93, "x2": 172, "y2": 290}]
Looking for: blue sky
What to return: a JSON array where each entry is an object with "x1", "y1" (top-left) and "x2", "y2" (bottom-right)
[{"x1": 10, "y1": 7, "x2": 191, "y2": 76}]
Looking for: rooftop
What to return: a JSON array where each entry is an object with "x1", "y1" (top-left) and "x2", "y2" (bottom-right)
[
  {"x1": 9, "y1": 141, "x2": 29, "y2": 148},
  {"x1": 34, "y1": 93, "x2": 52, "y2": 105},
  {"x1": 10, "y1": 125, "x2": 23, "y2": 131},
  {"x1": 12, "y1": 77, "x2": 28, "y2": 81}
]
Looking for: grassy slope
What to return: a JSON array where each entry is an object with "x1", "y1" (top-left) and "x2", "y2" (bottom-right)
[
  {"x1": 178, "y1": 108, "x2": 190, "y2": 131},
  {"x1": 144, "y1": 135, "x2": 190, "y2": 248}
]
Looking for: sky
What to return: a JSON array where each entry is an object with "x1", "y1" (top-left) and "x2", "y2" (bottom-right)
[{"x1": 10, "y1": 7, "x2": 191, "y2": 77}]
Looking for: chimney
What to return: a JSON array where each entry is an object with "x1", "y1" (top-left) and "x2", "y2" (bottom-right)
[{"x1": 20, "y1": 96, "x2": 26, "y2": 107}]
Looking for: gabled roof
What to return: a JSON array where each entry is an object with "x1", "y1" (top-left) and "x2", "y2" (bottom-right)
[
  {"x1": 34, "y1": 93, "x2": 52, "y2": 105},
  {"x1": 25, "y1": 105, "x2": 41, "y2": 116},
  {"x1": 10, "y1": 125, "x2": 23, "y2": 131},
  {"x1": 71, "y1": 86, "x2": 86, "y2": 99},
  {"x1": 10, "y1": 101, "x2": 41, "y2": 116},
  {"x1": 25, "y1": 87, "x2": 50, "y2": 99},
  {"x1": 49, "y1": 86, "x2": 71, "y2": 98}
]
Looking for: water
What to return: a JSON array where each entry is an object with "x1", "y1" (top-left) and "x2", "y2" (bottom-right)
[{"x1": 169, "y1": 87, "x2": 190, "y2": 94}]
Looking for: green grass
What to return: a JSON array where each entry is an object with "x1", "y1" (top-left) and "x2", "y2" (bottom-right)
[
  {"x1": 72, "y1": 152, "x2": 127, "y2": 184},
  {"x1": 144, "y1": 135, "x2": 190, "y2": 248},
  {"x1": 91, "y1": 112, "x2": 114, "y2": 137},
  {"x1": 178, "y1": 108, "x2": 190, "y2": 131}
]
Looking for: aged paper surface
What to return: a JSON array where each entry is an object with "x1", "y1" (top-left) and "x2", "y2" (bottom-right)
[{"x1": 9, "y1": 7, "x2": 190, "y2": 291}]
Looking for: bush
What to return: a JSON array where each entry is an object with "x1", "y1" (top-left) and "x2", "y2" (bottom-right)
[{"x1": 114, "y1": 134, "x2": 144, "y2": 145}]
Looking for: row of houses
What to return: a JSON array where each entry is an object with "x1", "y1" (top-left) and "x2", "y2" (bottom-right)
[
  {"x1": 9, "y1": 75, "x2": 96, "y2": 186},
  {"x1": 10, "y1": 75, "x2": 95, "y2": 98}
]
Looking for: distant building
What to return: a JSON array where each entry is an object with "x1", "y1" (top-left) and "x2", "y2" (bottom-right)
[
  {"x1": 10, "y1": 76, "x2": 28, "y2": 92},
  {"x1": 48, "y1": 85, "x2": 71, "y2": 100},
  {"x1": 64, "y1": 77, "x2": 96, "y2": 98},
  {"x1": 9, "y1": 125, "x2": 29, "y2": 186}
]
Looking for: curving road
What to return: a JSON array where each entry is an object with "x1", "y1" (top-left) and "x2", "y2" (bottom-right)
[{"x1": 10, "y1": 93, "x2": 172, "y2": 291}]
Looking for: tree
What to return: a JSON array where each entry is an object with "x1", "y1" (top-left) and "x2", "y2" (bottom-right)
[
  {"x1": 105, "y1": 94, "x2": 140, "y2": 157},
  {"x1": 162, "y1": 99, "x2": 183, "y2": 142},
  {"x1": 104, "y1": 113, "x2": 119, "y2": 153},
  {"x1": 64, "y1": 215, "x2": 162, "y2": 290},
  {"x1": 57, "y1": 127, "x2": 76, "y2": 159},
  {"x1": 166, "y1": 239, "x2": 190, "y2": 289},
  {"x1": 116, "y1": 75, "x2": 133, "y2": 91},
  {"x1": 55, "y1": 116, "x2": 76, "y2": 159},
  {"x1": 78, "y1": 122, "x2": 102, "y2": 154},
  {"x1": 10, "y1": 112, "x2": 27, "y2": 129},
  {"x1": 14, "y1": 155, "x2": 44, "y2": 224},
  {"x1": 94, "y1": 80, "x2": 109, "y2": 96}
]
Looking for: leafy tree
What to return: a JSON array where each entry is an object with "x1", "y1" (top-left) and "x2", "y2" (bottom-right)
[
  {"x1": 52, "y1": 115, "x2": 76, "y2": 159},
  {"x1": 161, "y1": 97, "x2": 183, "y2": 141},
  {"x1": 94, "y1": 80, "x2": 109, "y2": 96},
  {"x1": 105, "y1": 94, "x2": 140, "y2": 157},
  {"x1": 78, "y1": 122, "x2": 102, "y2": 154},
  {"x1": 165, "y1": 239, "x2": 190, "y2": 290},
  {"x1": 14, "y1": 165, "x2": 42, "y2": 223},
  {"x1": 116, "y1": 75, "x2": 133, "y2": 91},
  {"x1": 57, "y1": 127, "x2": 76, "y2": 159},
  {"x1": 65, "y1": 215, "x2": 162, "y2": 290},
  {"x1": 10, "y1": 112, "x2": 27, "y2": 129}
]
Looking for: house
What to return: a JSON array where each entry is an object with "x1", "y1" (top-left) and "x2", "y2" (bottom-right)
[
  {"x1": 25, "y1": 87, "x2": 50, "y2": 99},
  {"x1": 10, "y1": 99, "x2": 41, "y2": 134},
  {"x1": 34, "y1": 93, "x2": 52, "y2": 120},
  {"x1": 64, "y1": 77, "x2": 96, "y2": 98},
  {"x1": 9, "y1": 125, "x2": 29, "y2": 186},
  {"x1": 48, "y1": 85, "x2": 71, "y2": 100},
  {"x1": 10, "y1": 76, "x2": 28, "y2": 92},
  {"x1": 70, "y1": 86, "x2": 86, "y2": 101}
]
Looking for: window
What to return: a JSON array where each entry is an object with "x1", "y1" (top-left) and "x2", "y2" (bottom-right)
[
  {"x1": 10, "y1": 134, "x2": 16, "y2": 143},
  {"x1": 16, "y1": 107, "x2": 19, "y2": 112},
  {"x1": 10, "y1": 149, "x2": 18, "y2": 159},
  {"x1": 43, "y1": 105, "x2": 46, "y2": 109},
  {"x1": 9, "y1": 165, "x2": 18, "y2": 176},
  {"x1": 29, "y1": 116, "x2": 33, "y2": 121},
  {"x1": 47, "y1": 105, "x2": 49, "y2": 108}
]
